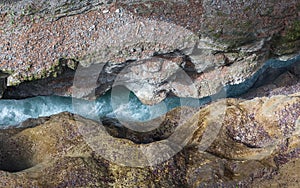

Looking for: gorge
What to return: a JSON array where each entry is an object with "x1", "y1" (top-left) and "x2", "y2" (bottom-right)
[
  {"x1": 0, "y1": 0, "x2": 300, "y2": 187},
  {"x1": 1, "y1": 55, "x2": 299, "y2": 127}
]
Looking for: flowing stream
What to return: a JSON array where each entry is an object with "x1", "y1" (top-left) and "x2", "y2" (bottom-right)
[
  {"x1": 0, "y1": 55, "x2": 299, "y2": 127},
  {"x1": 0, "y1": 91, "x2": 198, "y2": 127}
]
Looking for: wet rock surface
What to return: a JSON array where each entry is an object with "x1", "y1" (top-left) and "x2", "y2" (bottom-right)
[{"x1": 0, "y1": 93, "x2": 299, "y2": 187}]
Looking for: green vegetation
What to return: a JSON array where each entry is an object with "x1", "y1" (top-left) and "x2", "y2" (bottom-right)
[
  {"x1": 9, "y1": 11, "x2": 15, "y2": 25},
  {"x1": 271, "y1": 20, "x2": 300, "y2": 55},
  {"x1": 285, "y1": 20, "x2": 300, "y2": 42},
  {"x1": 23, "y1": 4, "x2": 38, "y2": 16},
  {"x1": 212, "y1": 31, "x2": 222, "y2": 39}
]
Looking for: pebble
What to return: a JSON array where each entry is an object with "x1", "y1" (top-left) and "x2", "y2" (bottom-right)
[{"x1": 102, "y1": 10, "x2": 109, "y2": 14}]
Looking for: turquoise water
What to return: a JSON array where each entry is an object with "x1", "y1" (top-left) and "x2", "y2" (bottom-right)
[
  {"x1": 0, "y1": 90, "x2": 201, "y2": 126},
  {"x1": 0, "y1": 55, "x2": 299, "y2": 127}
]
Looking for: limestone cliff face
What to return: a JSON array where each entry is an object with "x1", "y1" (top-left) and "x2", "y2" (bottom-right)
[
  {"x1": 0, "y1": 93, "x2": 299, "y2": 187},
  {"x1": 1, "y1": 0, "x2": 299, "y2": 103}
]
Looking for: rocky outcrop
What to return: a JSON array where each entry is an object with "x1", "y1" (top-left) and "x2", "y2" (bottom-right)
[
  {"x1": 0, "y1": 92, "x2": 299, "y2": 187},
  {"x1": 1, "y1": 0, "x2": 299, "y2": 103}
]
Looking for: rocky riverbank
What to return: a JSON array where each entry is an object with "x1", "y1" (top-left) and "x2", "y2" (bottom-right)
[{"x1": 0, "y1": 92, "x2": 299, "y2": 187}]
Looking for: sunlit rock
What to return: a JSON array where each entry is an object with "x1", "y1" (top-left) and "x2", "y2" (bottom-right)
[{"x1": 0, "y1": 93, "x2": 299, "y2": 186}]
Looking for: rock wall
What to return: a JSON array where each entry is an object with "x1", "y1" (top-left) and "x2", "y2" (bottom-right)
[
  {"x1": 0, "y1": 71, "x2": 8, "y2": 98},
  {"x1": 0, "y1": 0, "x2": 299, "y2": 103}
]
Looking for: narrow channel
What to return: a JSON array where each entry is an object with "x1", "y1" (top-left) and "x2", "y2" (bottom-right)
[{"x1": 0, "y1": 56, "x2": 299, "y2": 127}]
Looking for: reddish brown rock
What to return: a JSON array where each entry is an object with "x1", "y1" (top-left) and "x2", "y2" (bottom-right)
[{"x1": 1, "y1": 0, "x2": 299, "y2": 104}]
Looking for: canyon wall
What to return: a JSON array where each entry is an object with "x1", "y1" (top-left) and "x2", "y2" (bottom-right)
[
  {"x1": 0, "y1": 0, "x2": 299, "y2": 103},
  {"x1": 1, "y1": 1, "x2": 300, "y2": 187}
]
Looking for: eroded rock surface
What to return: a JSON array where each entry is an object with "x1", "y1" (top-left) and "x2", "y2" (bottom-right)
[
  {"x1": 242, "y1": 60, "x2": 300, "y2": 99},
  {"x1": 0, "y1": 0, "x2": 299, "y2": 103},
  {"x1": 0, "y1": 93, "x2": 299, "y2": 187}
]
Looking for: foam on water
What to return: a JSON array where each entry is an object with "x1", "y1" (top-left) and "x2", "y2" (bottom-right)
[
  {"x1": 0, "y1": 55, "x2": 299, "y2": 127},
  {"x1": 0, "y1": 96, "x2": 73, "y2": 126},
  {"x1": 0, "y1": 91, "x2": 182, "y2": 127}
]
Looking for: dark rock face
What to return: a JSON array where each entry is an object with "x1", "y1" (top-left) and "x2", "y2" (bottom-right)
[
  {"x1": 0, "y1": 71, "x2": 8, "y2": 98},
  {"x1": 3, "y1": 65, "x2": 75, "y2": 99},
  {"x1": 0, "y1": 93, "x2": 299, "y2": 187},
  {"x1": 241, "y1": 60, "x2": 300, "y2": 99}
]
